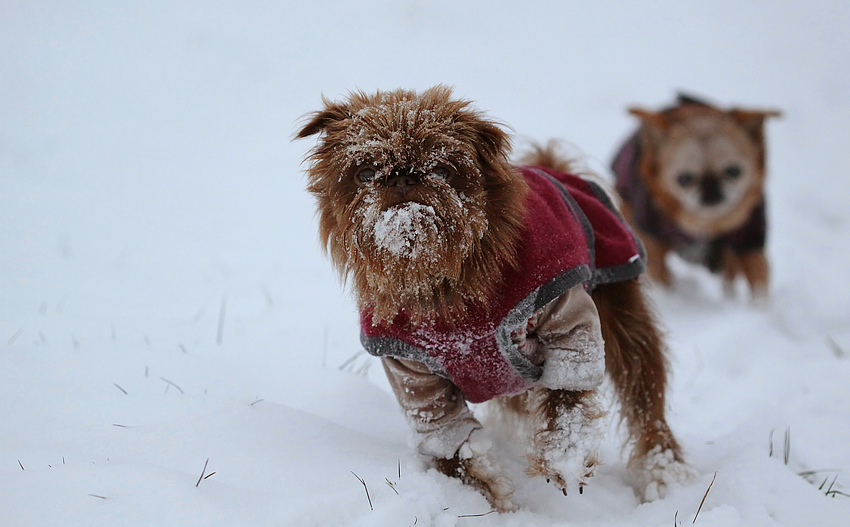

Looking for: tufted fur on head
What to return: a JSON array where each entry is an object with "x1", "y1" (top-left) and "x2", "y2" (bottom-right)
[{"x1": 296, "y1": 86, "x2": 528, "y2": 325}]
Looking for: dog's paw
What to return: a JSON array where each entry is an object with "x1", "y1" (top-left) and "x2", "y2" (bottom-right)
[
  {"x1": 435, "y1": 432, "x2": 518, "y2": 513},
  {"x1": 629, "y1": 446, "x2": 695, "y2": 502},
  {"x1": 529, "y1": 450, "x2": 598, "y2": 496},
  {"x1": 526, "y1": 396, "x2": 606, "y2": 496}
]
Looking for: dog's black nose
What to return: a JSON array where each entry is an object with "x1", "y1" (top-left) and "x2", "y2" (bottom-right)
[
  {"x1": 385, "y1": 170, "x2": 418, "y2": 196},
  {"x1": 699, "y1": 174, "x2": 724, "y2": 206}
]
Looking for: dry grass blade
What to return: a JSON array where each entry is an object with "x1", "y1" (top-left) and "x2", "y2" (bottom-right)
[
  {"x1": 385, "y1": 478, "x2": 399, "y2": 495},
  {"x1": 196, "y1": 458, "x2": 210, "y2": 487},
  {"x1": 825, "y1": 474, "x2": 840, "y2": 495},
  {"x1": 693, "y1": 472, "x2": 717, "y2": 524},
  {"x1": 216, "y1": 296, "x2": 227, "y2": 345},
  {"x1": 784, "y1": 428, "x2": 791, "y2": 465},
  {"x1": 826, "y1": 489, "x2": 850, "y2": 498},
  {"x1": 826, "y1": 335, "x2": 845, "y2": 358},
  {"x1": 262, "y1": 285, "x2": 275, "y2": 307},
  {"x1": 191, "y1": 308, "x2": 205, "y2": 323},
  {"x1": 160, "y1": 377, "x2": 184, "y2": 394},
  {"x1": 338, "y1": 350, "x2": 364, "y2": 371},
  {"x1": 8, "y1": 329, "x2": 23, "y2": 345},
  {"x1": 768, "y1": 428, "x2": 775, "y2": 458},
  {"x1": 351, "y1": 471, "x2": 373, "y2": 511},
  {"x1": 457, "y1": 510, "x2": 496, "y2": 518},
  {"x1": 799, "y1": 469, "x2": 841, "y2": 478}
]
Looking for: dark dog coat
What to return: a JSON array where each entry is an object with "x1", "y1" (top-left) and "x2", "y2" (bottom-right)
[{"x1": 360, "y1": 166, "x2": 645, "y2": 403}]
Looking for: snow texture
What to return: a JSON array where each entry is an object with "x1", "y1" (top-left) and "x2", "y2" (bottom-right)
[
  {"x1": 372, "y1": 202, "x2": 439, "y2": 258},
  {"x1": 3, "y1": 1, "x2": 850, "y2": 526},
  {"x1": 630, "y1": 445, "x2": 697, "y2": 502}
]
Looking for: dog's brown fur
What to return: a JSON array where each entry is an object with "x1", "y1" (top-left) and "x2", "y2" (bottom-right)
[
  {"x1": 296, "y1": 87, "x2": 527, "y2": 325},
  {"x1": 297, "y1": 87, "x2": 688, "y2": 508},
  {"x1": 620, "y1": 96, "x2": 780, "y2": 296}
]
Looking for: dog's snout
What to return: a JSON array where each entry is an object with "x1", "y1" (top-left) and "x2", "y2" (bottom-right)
[
  {"x1": 385, "y1": 170, "x2": 419, "y2": 196},
  {"x1": 699, "y1": 174, "x2": 724, "y2": 206}
]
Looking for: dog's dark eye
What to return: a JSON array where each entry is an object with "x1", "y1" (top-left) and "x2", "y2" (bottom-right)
[
  {"x1": 676, "y1": 172, "x2": 697, "y2": 188},
  {"x1": 724, "y1": 164, "x2": 742, "y2": 180},
  {"x1": 356, "y1": 166, "x2": 377, "y2": 183}
]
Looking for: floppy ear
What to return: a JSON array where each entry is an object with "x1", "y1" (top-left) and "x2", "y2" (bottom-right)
[
  {"x1": 295, "y1": 99, "x2": 350, "y2": 139},
  {"x1": 471, "y1": 119, "x2": 512, "y2": 163},
  {"x1": 728, "y1": 108, "x2": 782, "y2": 144}
]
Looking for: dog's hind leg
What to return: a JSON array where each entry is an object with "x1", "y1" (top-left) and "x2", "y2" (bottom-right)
[
  {"x1": 592, "y1": 279, "x2": 693, "y2": 501},
  {"x1": 739, "y1": 249, "x2": 770, "y2": 301}
]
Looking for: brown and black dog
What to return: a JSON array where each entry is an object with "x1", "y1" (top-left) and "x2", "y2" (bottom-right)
[{"x1": 612, "y1": 94, "x2": 781, "y2": 298}]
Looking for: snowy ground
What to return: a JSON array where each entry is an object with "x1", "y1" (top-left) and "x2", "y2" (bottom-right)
[{"x1": 2, "y1": 1, "x2": 850, "y2": 525}]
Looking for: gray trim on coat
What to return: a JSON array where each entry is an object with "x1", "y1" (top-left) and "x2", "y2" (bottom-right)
[
  {"x1": 584, "y1": 178, "x2": 647, "y2": 285},
  {"x1": 360, "y1": 265, "x2": 593, "y2": 384},
  {"x1": 360, "y1": 335, "x2": 448, "y2": 378}
]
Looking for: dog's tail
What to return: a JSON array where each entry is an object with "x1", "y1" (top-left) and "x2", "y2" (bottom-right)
[
  {"x1": 516, "y1": 140, "x2": 578, "y2": 174},
  {"x1": 517, "y1": 139, "x2": 621, "y2": 208}
]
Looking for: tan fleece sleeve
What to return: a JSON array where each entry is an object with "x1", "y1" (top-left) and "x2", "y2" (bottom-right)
[
  {"x1": 525, "y1": 284, "x2": 606, "y2": 390},
  {"x1": 381, "y1": 356, "x2": 480, "y2": 459}
]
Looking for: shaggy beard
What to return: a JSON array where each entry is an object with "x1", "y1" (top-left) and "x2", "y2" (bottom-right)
[{"x1": 340, "y1": 181, "x2": 490, "y2": 325}]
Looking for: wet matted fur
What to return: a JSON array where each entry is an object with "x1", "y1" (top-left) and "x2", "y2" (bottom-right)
[
  {"x1": 297, "y1": 87, "x2": 526, "y2": 326},
  {"x1": 297, "y1": 86, "x2": 690, "y2": 509}
]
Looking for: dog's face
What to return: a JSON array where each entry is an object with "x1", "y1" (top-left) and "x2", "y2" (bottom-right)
[
  {"x1": 630, "y1": 102, "x2": 780, "y2": 236},
  {"x1": 296, "y1": 86, "x2": 527, "y2": 324}
]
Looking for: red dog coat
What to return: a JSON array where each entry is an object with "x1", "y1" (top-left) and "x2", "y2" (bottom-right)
[{"x1": 360, "y1": 166, "x2": 645, "y2": 403}]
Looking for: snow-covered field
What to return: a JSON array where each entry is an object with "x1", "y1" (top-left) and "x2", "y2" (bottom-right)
[{"x1": 2, "y1": 1, "x2": 849, "y2": 525}]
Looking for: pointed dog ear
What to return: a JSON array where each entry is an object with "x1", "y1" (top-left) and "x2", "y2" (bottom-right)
[
  {"x1": 728, "y1": 108, "x2": 782, "y2": 144},
  {"x1": 628, "y1": 107, "x2": 671, "y2": 134},
  {"x1": 295, "y1": 99, "x2": 350, "y2": 139}
]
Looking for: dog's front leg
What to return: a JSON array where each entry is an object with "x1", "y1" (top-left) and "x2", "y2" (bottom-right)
[
  {"x1": 381, "y1": 357, "x2": 518, "y2": 512},
  {"x1": 525, "y1": 387, "x2": 606, "y2": 495},
  {"x1": 523, "y1": 285, "x2": 608, "y2": 495}
]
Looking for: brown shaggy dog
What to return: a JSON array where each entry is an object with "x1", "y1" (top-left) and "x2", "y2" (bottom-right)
[
  {"x1": 297, "y1": 86, "x2": 691, "y2": 511},
  {"x1": 612, "y1": 94, "x2": 781, "y2": 298}
]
